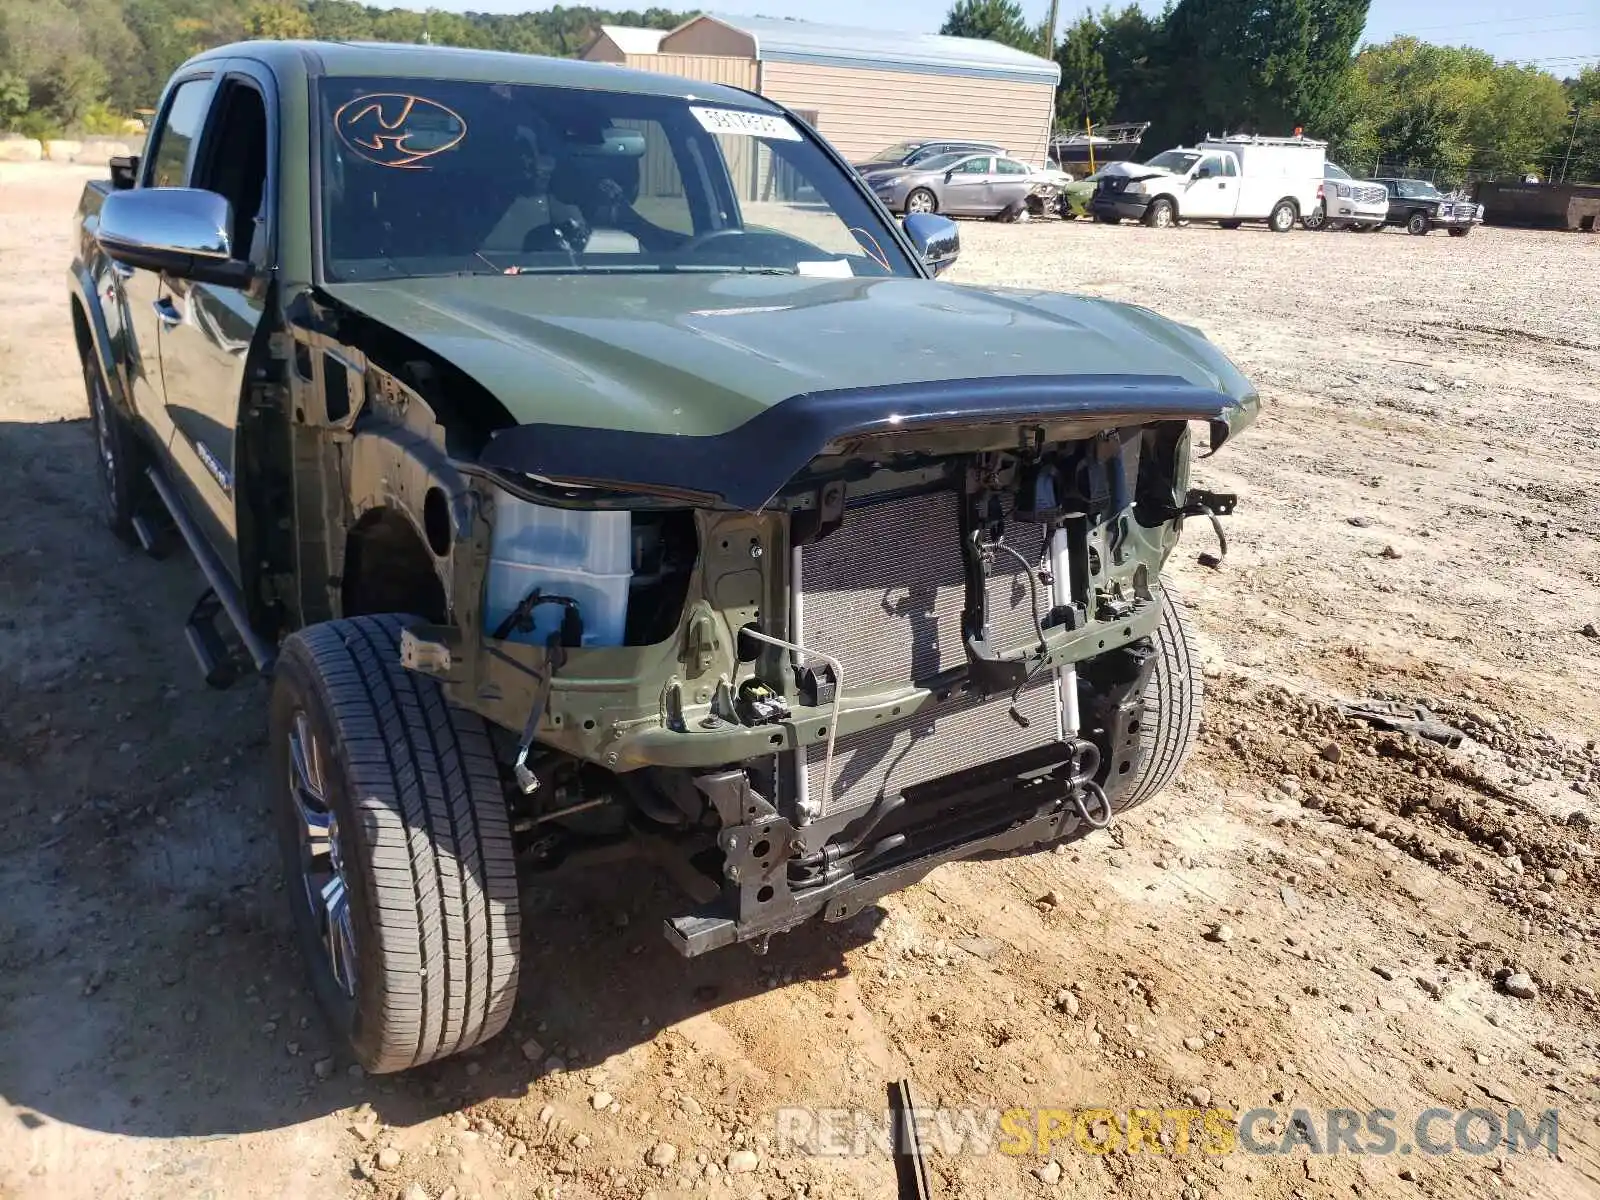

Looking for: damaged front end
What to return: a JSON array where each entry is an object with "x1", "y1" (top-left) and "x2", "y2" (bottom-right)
[{"x1": 400, "y1": 375, "x2": 1254, "y2": 957}]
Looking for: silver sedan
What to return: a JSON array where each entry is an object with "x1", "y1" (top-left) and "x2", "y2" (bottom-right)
[{"x1": 862, "y1": 151, "x2": 1042, "y2": 218}]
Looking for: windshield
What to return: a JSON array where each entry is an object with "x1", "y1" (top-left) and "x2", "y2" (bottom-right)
[
  {"x1": 1399, "y1": 180, "x2": 1443, "y2": 199},
  {"x1": 1145, "y1": 150, "x2": 1202, "y2": 173},
  {"x1": 316, "y1": 77, "x2": 916, "y2": 282},
  {"x1": 1325, "y1": 162, "x2": 1351, "y2": 180}
]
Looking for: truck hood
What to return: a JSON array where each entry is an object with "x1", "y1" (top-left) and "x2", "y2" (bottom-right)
[{"x1": 322, "y1": 273, "x2": 1258, "y2": 508}]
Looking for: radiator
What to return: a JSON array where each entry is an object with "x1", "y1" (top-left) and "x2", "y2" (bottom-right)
[{"x1": 797, "y1": 489, "x2": 1063, "y2": 816}]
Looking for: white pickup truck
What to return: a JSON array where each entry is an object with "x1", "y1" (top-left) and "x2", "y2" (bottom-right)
[{"x1": 1092, "y1": 133, "x2": 1327, "y2": 232}]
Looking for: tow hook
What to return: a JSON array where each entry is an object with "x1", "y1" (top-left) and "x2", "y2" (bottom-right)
[{"x1": 1072, "y1": 779, "x2": 1116, "y2": 829}]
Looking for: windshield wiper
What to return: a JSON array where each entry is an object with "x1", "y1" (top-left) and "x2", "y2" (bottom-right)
[{"x1": 662, "y1": 265, "x2": 799, "y2": 275}]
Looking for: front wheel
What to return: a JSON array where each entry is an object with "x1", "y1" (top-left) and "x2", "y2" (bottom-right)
[
  {"x1": 1407, "y1": 211, "x2": 1430, "y2": 235},
  {"x1": 1115, "y1": 588, "x2": 1204, "y2": 812},
  {"x1": 904, "y1": 188, "x2": 937, "y2": 216},
  {"x1": 270, "y1": 614, "x2": 522, "y2": 1073},
  {"x1": 1268, "y1": 200, "x2": 1297, "y2": 232},
  {"x1": 1301, "y1": 202, "x2": 1327, "y2": 231},
  {"x1": 80, "y1": 347, "x2": 149, "y2": 546},
  {"x1": 1145, "y1": 197, "x2": 1176, "y2": 228}
]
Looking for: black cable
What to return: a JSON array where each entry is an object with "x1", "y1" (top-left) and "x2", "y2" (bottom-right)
[
  {"x1": 986, "y1": 540, "x2": 1050, "y2": 726},
  {"x1": 988, "y1": 541, "x2": 1047, "y2": 649}
]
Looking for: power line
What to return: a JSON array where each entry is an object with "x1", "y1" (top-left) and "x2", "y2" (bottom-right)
[
  {"x1": 1399, "y1": 10, "x2": 1595, "y2": 33},
  {"x1": 1453, "y1": 25, "x2": 1600, "y2": 39}
]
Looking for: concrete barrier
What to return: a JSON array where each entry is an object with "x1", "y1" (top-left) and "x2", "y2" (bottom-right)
[
  {"x1": 1474, "y1": 180, "x2": 1600, "y2": 231},
  {"x1": 0, "y1": 137, "x2": 44, "y2": 162},
  {"x1": 77, "y1": 137, "x2": 134, "y2": 162},
  {"x1": 44, "y1": 139, "x2": 84, "y2": 162}
]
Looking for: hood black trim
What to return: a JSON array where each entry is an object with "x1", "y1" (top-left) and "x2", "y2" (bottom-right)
[{"x1": 477, "y1": 373, "x2": 1240, "y2": 511}]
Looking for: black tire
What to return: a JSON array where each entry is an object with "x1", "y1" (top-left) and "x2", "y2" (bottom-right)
[
  {"x1": 80, "y1": 345, "x2": 148, "y2": 546},
  {"x1": 1448, "y1": 225, "x2": 1470, "y2": 238},
  {"x1": 269, "y1": 614, "x2": 521, "y2": 1073},
  {"x1": 1218, "y1": 220, "x2": 1242, "y2": 230},
  {"x1": 1268, "y1": 199, "x2": 1297, "y2": 232},
  {"x1": 1407, "y1": 211, "x2": 1430, "y2": 235},
  {"x1": 1144, "y1": 197, "x2": 1176, "y2": 228},
  {"x1": 904, "y1": 188, "x2": 937, "y2": 216},
  {"x1": 1117, "y1": 589, "x2": 1203, "y2": 811},
  {"x1": 1302, "y1": 202, "x2": 1327, "y2": 231}
]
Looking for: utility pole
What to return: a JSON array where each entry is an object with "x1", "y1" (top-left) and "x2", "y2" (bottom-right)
[
  {"x1": 1559, "y1": 103, "x2": 1581, "y2": 184},
  {"x1": 1041, "y1": 0, "x2": 1061, "y2": 164}
]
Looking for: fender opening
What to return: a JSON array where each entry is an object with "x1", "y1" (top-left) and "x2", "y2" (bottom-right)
[{"x1": 341, "y1": 508, "x2": 448, "y2": 624}]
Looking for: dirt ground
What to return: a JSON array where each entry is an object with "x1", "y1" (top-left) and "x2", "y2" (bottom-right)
[{"x1": 2, "y1": 161, "x2": 1597, "y2": 1200}]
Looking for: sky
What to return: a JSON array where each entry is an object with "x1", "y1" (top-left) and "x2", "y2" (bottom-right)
[{"x1": 428, "y1": 0, "x2": 1599, "y2": 74}]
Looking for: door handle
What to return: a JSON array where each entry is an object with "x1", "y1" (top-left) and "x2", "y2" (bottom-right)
[{"x1": 153, "y1": 298, "x2": 182, "y2": 329}]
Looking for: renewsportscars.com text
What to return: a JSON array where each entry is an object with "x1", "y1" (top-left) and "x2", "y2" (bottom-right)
[{"x1": 774, "y1": 1105, "x2": 1560, "y2": 1159}]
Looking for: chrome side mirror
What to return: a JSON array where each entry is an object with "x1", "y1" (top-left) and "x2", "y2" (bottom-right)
[
  {"x1": 903, "y1": 211, "x2": 959, "y2": 276},
  {"x1": 96, "y1": 187, "x2": 252, "y2": 288}
]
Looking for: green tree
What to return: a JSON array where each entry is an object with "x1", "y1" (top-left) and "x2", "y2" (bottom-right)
[
  {"x1": 940, "y1": 0, "x2": 1039, "y2": 53},
  {"x1": 245, "y1": 1, "x2": 312, "y2": 40},
  {"x1": 1463, "y1": 63, "x2": 1570, "y2": 176},
  {"x1": 0, "y1": 73, "x2": 28, "y2": 127},
  {"x1": 1160, "y1": 0, "x2": 1371, "y2": 144},
  {"x1": 1558, "y1": 67, "x2": 1600, "y2": 183},
  {"x1": 1350, "y1": 38, "x2": 1496, "y2": 174},
  {"x1": 1098, "y1": 4, "x2": 1169, "y2": 127},
  {"x1": 1055, "y1": 13, "x2": 1115, "y2": 129}
]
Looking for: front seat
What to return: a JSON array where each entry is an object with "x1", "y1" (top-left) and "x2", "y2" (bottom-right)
[{"x1": 528, "y1": 150, "x2": 644, "y2": 255}]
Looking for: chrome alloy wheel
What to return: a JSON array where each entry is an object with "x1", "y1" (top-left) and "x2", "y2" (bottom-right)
[{"x1": 288, "y1": 710, "x2": 357, "y2": 998}]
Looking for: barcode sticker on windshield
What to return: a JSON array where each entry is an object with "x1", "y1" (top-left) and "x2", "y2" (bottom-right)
[{"x1": 691, "y1": 106, "x2": 803, "y2": 141}]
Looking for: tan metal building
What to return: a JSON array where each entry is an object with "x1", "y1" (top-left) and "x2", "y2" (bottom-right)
[
  {"x1": 581, "y1": 13, "x2": 1061, "y2": 166},
  {"x1": 581, "y1": 24, "x2": 667, "y2": 62}
]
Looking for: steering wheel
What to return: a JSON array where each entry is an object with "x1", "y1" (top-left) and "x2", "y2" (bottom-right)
[
  {"x1": 679, "y1": 228, "x2": 752, "y2": 253},
  {"x1": 677, "y1": 227, "x2": 826, "y2": 260}
]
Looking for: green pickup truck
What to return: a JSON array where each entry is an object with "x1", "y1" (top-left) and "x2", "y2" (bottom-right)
[{"x1": 68, "y1": 39, "x2": 1259, "y2": 1074}]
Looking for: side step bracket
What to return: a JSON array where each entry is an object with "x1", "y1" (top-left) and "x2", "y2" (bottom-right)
[
  {"x1": 130, "y1": 513, "x2": 177, "y2": 560},
  {"x1": 184, "y1": 589, "x2": 249, "y2": 688},
  {"x1": 145, "y1": 466, "x2": 276, "y2": 682}
]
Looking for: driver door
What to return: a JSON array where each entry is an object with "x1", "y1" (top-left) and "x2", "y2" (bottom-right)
[
  {"x1": 157, "y1": 63, "x2": 274, "y2": 577},
  {"x1": 1183, "y1": 154, "x2": 1236, "y2": 219},
  {"x1": 122, "y1": 72, "x2": 217, "y2": 460},
  {"x1": 942, "y1": 156, "x2": 993, "y2": 215}
]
